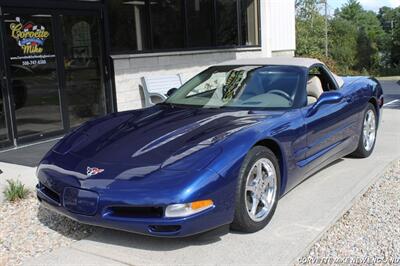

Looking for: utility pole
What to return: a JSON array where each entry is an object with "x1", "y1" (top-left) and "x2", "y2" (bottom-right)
[
  {"x1": 391, "y1": 20, "x2": 394, "y2": 37},
  {"x1": 320, "y1": 0, "x2": 328, "y2": 57}
]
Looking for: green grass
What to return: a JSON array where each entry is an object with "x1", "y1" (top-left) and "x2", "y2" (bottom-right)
[{"x1": 3, "y1": 179, "x2": 30, "y2": 202}]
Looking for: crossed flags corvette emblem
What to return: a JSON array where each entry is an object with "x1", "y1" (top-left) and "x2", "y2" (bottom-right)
[{"x1": 86, "y1": 167, "x2": 104, "y2": 177}]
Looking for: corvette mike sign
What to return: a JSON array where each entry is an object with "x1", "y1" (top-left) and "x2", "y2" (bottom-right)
[
  {"x1": 8, "y1": 17, "x2": 55, "y2": 66},
  {"x1": 10, "y1": 17, "x2": 50, "y2": 54}
]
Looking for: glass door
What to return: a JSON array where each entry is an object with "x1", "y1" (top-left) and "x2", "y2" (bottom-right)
[
  {"x1": 2, "y1": 10, "x2": 64, "y2": 140},
  {"x1": 0, "y1": 7, "x2": 109, "y2": 146}
]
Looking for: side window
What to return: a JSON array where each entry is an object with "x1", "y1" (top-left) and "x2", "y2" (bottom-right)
[
  {"x1": 308, "y1": 66, "x2": 337, "y2": 92},
  {"x1": 309, "y1": 67, "x2": 320, "y2": 76},
  {"x1": 306, "y1": 66, "x2": 338, "y2": 105}
]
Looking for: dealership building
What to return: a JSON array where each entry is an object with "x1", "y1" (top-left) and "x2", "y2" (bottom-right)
[{"x1": 0, "y1": 0, "x2": 295, "y2": 148}]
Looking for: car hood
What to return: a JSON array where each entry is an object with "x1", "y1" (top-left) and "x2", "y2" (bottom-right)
[{"x1": 51, "y1": 105, "x2": 268, "y2": 173}]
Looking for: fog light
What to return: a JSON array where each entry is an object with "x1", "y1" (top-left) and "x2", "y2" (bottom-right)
[{"x1": 165, "y1": 199, "x2": 214, "y2": 218}]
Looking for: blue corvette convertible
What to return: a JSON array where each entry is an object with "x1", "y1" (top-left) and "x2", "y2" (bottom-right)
[{"x1": 36, "y1": 57, "x2": 383, "y2": 237}]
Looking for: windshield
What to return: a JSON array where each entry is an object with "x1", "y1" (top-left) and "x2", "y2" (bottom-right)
[{"x1": 165, "y1": 65, "x2": 305, "y2": 109}]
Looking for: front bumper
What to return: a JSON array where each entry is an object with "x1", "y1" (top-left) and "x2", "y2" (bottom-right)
[{"x1": 36, "y1": 184, "x2": 230, "y2": 237}]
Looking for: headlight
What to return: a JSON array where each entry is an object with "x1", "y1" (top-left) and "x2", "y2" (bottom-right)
[{"x1": 165, "y1": 199, "x2": 214, "y2": 218}]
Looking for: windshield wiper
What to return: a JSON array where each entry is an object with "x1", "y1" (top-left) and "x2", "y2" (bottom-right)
[{"x1": 157, "y1": 102, "x2": 176, "y2": 108}]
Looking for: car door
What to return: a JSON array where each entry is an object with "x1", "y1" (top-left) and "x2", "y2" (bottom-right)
[{"x1": 301, "y1": 65, "x2": 354, "y2": 175}]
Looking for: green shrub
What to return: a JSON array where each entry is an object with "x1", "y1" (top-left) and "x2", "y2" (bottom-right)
[
  {"x1": 373, "y1": 66, "x2": 400, "y2": 77},
  {"x1": 3, "y1": 179, "x2": 30, "y2": 202}
]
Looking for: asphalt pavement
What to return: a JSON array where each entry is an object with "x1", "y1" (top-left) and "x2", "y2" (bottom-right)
[
  {"x1": 0, "y1": 139, "x2": 59, "y2": 167},
  {"x1": 381, "y1": 78, "x2": 400, "y2": 109}
]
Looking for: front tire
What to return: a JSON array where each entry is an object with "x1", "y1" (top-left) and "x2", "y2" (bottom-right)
[
  {"x1": 350, "y1": 103, "x2": 377, "y2": 158},
  {"x1": 231, "y1": 146, "x2": 280, "y2": 233}
]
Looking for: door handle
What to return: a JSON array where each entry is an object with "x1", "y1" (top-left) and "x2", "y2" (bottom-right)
[{"x1": 345, "y1": 96, "x2": 353, "y2": 103}]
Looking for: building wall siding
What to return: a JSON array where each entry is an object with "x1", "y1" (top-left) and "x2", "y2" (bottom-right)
[
  {"x1": 268, "y1": 0, "x2": 296, "y2": 52},
  {"x1": 272, "y1": 50, "x2": 295, "y2": 57}
]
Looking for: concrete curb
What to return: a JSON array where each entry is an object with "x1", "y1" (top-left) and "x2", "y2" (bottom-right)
[
  {"x1": 291, "y1": 157, "x2": 400, "y2": 264},
  {"x1": 377, "y1": 76, "x2": 400, "y2": 81}
]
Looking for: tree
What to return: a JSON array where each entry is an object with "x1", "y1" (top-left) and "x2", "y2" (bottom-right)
[
  {"x1": 378, "y1": 6, "x2": 400, "y2": 67},
  {"x1": 356, "y1": 27, "x2": 379, "y2": 70},
  {"x1": 392, "y1": 16, "x2": 400, "y2": 66},
  {"x1": 338, "y1": 0, "x2": 363, "y2": 21},
  {"x1": 295, "y1": 0, "x2": 326, "y2": 57},
  {"x1": 335, "y1": 0, "x2": 385, "y2": 71},
  {"x1": 377, "y1": 6, "x2": 399, "y2": 34},
  {"x1": 329, "y1": 17, "x2": 358, "y2": 73},
  {"x1": 295, "y1": 0, "x2": 398, "y2": 75}
]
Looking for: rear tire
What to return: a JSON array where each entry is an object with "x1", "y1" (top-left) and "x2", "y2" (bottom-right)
[
  {"x1": 350, "y1": 103, "x2": 377, "y2": 158},
  {"x1": 231, "y1": 146, "x2": 280, "y2": 233}
]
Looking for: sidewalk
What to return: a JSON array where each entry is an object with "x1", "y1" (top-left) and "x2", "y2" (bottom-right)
[{"x1": 21, "y1": 108, "x2": 400, "y2": 266}]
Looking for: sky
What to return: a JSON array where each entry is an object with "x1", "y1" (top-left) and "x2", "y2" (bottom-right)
[{"x1": 329, "y1": 0, "x2": 400, "y2": 12}]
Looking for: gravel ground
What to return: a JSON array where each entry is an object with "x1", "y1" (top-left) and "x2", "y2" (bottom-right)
[
  {"x1": 0, "y1": 195, "x2": 94, "y2": 266},
  {"x1": 297, "y1": 159, "x2": 400, "y2": 265}
]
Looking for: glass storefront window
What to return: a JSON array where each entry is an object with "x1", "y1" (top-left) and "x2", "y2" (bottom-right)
[
  {"x1": 108, "y1": 0, "x2": 260, "y2": 54},
  {"x1": 216, "y1": 0, "x2": 238, "y2": 46},
  {"x1": 0, "y1": 9, "x2": 109, "y2": 145},
  {"x1": 241, "y1": 0, "x2": 260, "y2": 46},
  {"x1": 187, "y1": 0, "x2": 214, "y2": 48},
  {"x1": 4, "y1": 13, "x2": 63, "y2": 138},
  {"x1": 150, "y1": 0, "x2": 184, "y2": 50},
  {"x1": 108, "y1": 0, "x2": 149, "y2": 52}
]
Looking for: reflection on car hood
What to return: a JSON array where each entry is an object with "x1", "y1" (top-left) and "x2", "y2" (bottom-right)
[{"x1": 52, "y1": 105, "x2": 267, "y2": 171}]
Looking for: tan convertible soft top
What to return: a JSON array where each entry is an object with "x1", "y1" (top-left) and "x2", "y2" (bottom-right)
[{"x1": 219, "y1": 57, "x2": 344, "y2": 88}]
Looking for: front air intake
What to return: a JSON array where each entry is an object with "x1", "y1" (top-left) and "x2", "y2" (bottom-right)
[
  {"x1": 107, "y1": 206, "x2": 163, "y2": 219},
  {"x1": 149, "y1": 225, "x2": 181, "y2": 233},
  {"x1": 38, "y1": 183, "x2": 61, "y2": 204}
]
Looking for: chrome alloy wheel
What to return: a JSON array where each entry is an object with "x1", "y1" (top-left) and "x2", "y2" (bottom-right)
[
  {"x1": 363, "y1": 109, "x2": 376, "y2": 151},
  {"x1": 245, "y1": 158, "x2": 277, "y2": 222}
]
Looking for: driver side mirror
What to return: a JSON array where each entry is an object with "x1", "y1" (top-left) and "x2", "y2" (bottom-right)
[
  {"x1": 166, "y1": 88, "x2": 178, "y2": 97},
  {"x1": 307, "y1": 91, "x2": 343, "y2": 117}
]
